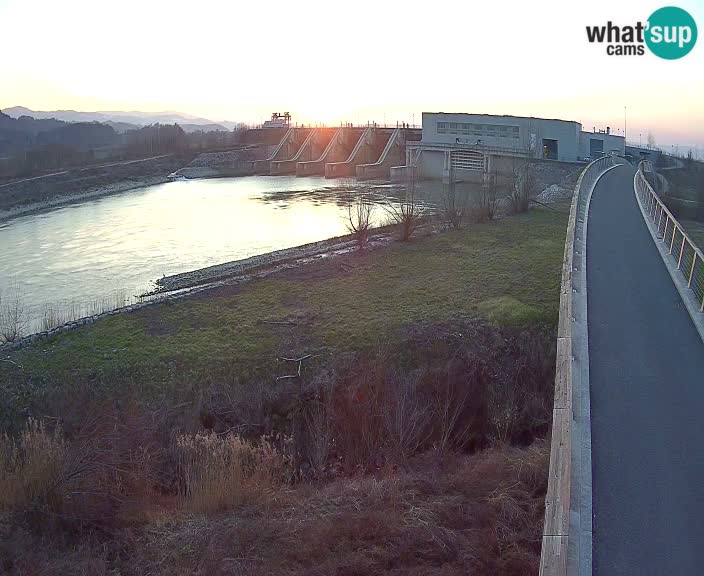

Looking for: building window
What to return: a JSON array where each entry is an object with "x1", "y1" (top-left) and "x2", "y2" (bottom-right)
[{"x1": 438, "y1": 120, "x2": 520, "y2": 139}]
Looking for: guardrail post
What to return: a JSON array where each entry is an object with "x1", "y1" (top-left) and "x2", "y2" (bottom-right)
[
  {"x1": 678, "y1": 236, "x2": 686, "y2": 269},
  {"x1": 670, "y1": 226, "x2": 677, "y2": 254},
  {"x1": 663, "y1": 214, "x2": 669, "y2": 241},
  {"x1": 657, "y1": 205, "x2": 664, "y2": 232},
  {"x1": 689, "y1": 253, "x2": 697, "y2": 288}
]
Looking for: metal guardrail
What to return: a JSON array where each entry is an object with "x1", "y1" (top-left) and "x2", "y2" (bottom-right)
[
  {"x1": 539, "y1": 153, "x2": 620, "y2": 575},
  {"x1": 636, "y1": 161, "x2": 704, "y2": 312}
]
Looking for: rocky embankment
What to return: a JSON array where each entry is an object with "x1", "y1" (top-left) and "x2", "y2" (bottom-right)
[
  {"x1": 174, "y1": 146, "x2": 269, "y2": 179},
  {"x1": 153, "y1": 232, "x2": 394, "y2": 293}
]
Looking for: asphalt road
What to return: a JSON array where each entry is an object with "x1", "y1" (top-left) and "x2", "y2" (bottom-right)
[{"x1": 588, "y1": 164, "x2": 704, "y2": 575}]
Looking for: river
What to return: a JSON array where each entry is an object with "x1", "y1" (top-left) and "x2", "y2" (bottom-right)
[{"x1": 0, "y1": 175, "x2": 451, "y2": 334}]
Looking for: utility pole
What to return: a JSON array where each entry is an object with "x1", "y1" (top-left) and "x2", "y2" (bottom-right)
[{"x1": 624, "y1": 106, "x2": 627, "y2": 144}]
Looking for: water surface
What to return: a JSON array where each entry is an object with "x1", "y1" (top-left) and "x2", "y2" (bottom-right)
[{"x1": 0, "y1": 175, "x2": 451, "y2": 333}]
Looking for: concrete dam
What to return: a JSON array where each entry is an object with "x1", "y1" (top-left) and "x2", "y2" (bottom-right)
[
  {"x1": 175, "y1": 125, "x2": 420, "y2": 180},
  {"x1": 254, "y1": 125, "x2": 421, "y2": 179}
]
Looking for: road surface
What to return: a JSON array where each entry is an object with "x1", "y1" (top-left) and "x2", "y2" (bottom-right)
[{"x1": 588, "y1": 164, "x2": 704, "y2": 575}]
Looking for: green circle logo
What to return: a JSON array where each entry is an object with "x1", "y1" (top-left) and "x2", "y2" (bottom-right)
[{"x1": 645, "y1": 6, "x2": 698, "y2": 59}]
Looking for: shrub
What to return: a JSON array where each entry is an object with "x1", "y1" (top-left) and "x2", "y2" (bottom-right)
[
  {"x1": 0, "y1": 419, "x2": 66, "y2": 518},
  {"x1": 345, "y1": 192, "x2": 374, "y2": 250},
  {"x1": 385, "y1": 168, "x2": 424, "y2": 241},
  {"x1": 0, "y1": 407, "x2": 162, "y2": 534},
  {"x1": 0, "y1": 283, "x2": 28, "y2": 343},
  {"x1": 509, "y1": 160, "x2": 538, "y2": 214},
  {"x1": 471, "y1": 172, "x2": 498, "y2": 222},
  {"x1": 176, "y1": 431, "x2": 292, "y2": 513}
]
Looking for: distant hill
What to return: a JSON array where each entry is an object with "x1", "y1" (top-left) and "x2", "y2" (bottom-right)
[
  {"x1": 0, "y1": 112, "x2": 65, "y2": 136},
  {"x1": 0, "y1": 108, "x2": 243, "y2": 178},
  {"x1": 105, "y1": 120, "x2": 141, "y2": 133},
  {"x1": 2, "y1": 106, "x2": 235, "y2": 132},
  {"x1": 0, "y1": 111, "x2": 121, "y2": 156},
  {"x1": 180, "y1": 123, "x2": 229, "y2": 133}
]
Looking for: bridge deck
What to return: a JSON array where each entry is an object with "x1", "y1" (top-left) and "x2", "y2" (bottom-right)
[{"x1": 587, "y1": 164, "x2": 704, "y2": 575}]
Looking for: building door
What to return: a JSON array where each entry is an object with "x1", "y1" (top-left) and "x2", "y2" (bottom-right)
[
  {"x1": 590, "y1": 138, "x2": 604, "y2": 158},
  {"x1": 542, "y1": 139, "x2": 558, "y2": 160}
]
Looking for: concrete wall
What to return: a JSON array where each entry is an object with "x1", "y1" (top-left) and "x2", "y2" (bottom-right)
[
  {"x1": 271, "y1": 128, "x2": 335, "y2": 175},
  {"x1": 296, "y1": 128, "x2": 363, "y2": 177},
  {"x1": 325, "y1": 128, "x2": 392, "y2": 178},
  {"x1": 255, "y1": 128, "x2": 311, "y2": 174},
  {"x1": 242, "y1": 127, "x2": 288, "y2": 146},
  {"x1": 356, "y1": 128, "x2": 421, "y2": 180},
  {"x1": 417, "y1": 148, "x2": 446, "y2": 179}
]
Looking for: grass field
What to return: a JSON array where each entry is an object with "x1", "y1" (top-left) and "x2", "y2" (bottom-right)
[{"x1": 2, "y1": 205, "x2": 568, "y2": 408}]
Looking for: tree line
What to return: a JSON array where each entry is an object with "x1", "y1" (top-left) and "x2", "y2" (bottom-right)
[{"x1": 0, "y1": 113, "x2": 246, "y2": 179}]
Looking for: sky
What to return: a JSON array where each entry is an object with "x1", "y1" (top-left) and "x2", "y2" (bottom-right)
[{"x1": 1, "y1": 0, "x2": 702, "y2": 148}]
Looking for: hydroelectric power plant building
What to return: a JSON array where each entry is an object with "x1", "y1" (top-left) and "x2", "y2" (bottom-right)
[
  {"x1": 407, "y1": 112, "x2": 625, "y2": 181},
  {"x1": 179, "y1": 111, "x2": 625, "y2": 180}
]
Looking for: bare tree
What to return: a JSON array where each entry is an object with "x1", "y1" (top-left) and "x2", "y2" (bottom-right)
[
  {"x1": 0, "y1": 282, "x2": 28, "y2": 343},
  {"x1": 345, "y1": 191, "x2": 374, "y2": 250},
  {"x1": 509, "y1": 158, "x2": 537, "y2": 214},
  {"x1": 304, "y1": 387, "x2": 334, "y2": 476},
  {"x1": 443, "y1": 167, "x2": 469, "y2": 229},
  {"x1": 434, "y1": 374, "x2": 474, "y2": 453},
  {"x1": 383, "y1": 373, "x2": 431, "y2": 460},
  {"x1": 647, "y1": 131, "x2": 656, "y2": 150},
  {"x1": 471, "y1": 170, "x2": 498, "y2": 222},
  {"x1": 385, "y1": 167, "x2": 424, "y2": 241}
]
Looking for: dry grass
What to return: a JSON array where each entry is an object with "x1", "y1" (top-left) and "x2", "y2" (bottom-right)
[
  {"x1": 0, "y1": 407, "x2": 162, "y2": 535},
  {"x1": 0, "y1": 320, "x2": 555, "y2": 575},
  {"x1": 176, "y1": 431, "x2": 292, "y2": 514},
  {"x1": 2, "y1": 442, "x2": 548, "y2": 575},
  {"x1": 38, "y1": 289, "x2": 135, "y2": 331},
  {"x1": 144, "y1": 443, "x2": 547, "y2": 575},
  {"x1": 0, "y1": 419, "x2": 66, "y2": 515}
]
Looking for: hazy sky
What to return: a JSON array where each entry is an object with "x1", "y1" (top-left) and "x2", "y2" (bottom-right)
[{"x1": 1, "y1": 0, "x2": 702, "y2": 146}]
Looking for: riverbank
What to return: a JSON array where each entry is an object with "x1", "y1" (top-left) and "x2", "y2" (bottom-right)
[
  {"x1": 0, "y1": 201, "x2": 570, "y2": 574},
  {"x1": 0, "y1": 174, "x2": 172, "y2": 221},
  {"x1": 0, "y1": 228, "x2": 398, "y2": 352},
  {"x1": 1, "y1": 202, "x2": 569, "y2": 415},
  {"x1": 0, "y1": 153, "x2": 191, "y2": 221}
]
